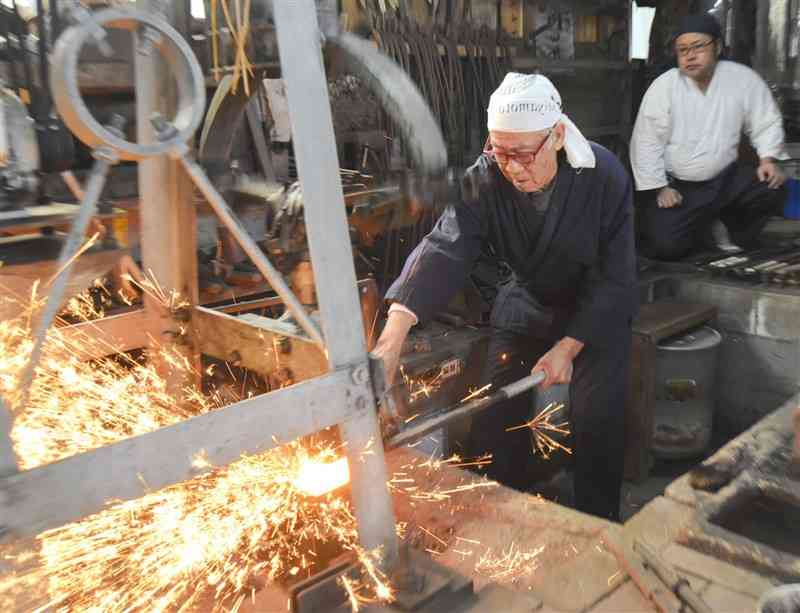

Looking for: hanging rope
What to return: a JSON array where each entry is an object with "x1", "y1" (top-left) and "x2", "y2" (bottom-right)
[
  {"x1": 218, "y1": 0, "x2": 253, "y2": 95},
  {"x1": 210, "y1": 0, "x2": 221, "y2": 82}
]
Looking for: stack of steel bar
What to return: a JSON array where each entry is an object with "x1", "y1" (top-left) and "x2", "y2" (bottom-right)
[{"x1": 695, "y1": 246, "x2": 800, "y2": 285}]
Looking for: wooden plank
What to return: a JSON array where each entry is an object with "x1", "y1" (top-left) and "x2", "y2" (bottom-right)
[
  {"x1": 0, "y1": 368, "x2": 361, "y2": 541},
  {"x1": 192, "y1": 306, "x2": 328, "y2": 381},
  {"x1": 633, "y1": 303, "x2": 717, "y2": 343},
  {"x1": 0, "y1": 238, "x2": 129, "y2": 322},
  {"x1": 56, "y1": 310, "x2": 148, "y2": 360}
]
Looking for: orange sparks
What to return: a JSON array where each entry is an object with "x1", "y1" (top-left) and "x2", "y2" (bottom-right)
[
  {"x1": 506, "y1": 402, "x2": 572, "y2": 459},
  {"x1": 476, "y1": 543, "x2": 546, "y2": 581},
  {"x1": 0, "y1": 291, "x2": 516, "y2": 613},
  {"x1": 0, "y1": 294, "x2": 389, "y2": 612},
  {"x1": 460, "y1": 383, "x2": 492, "y2": 403}
]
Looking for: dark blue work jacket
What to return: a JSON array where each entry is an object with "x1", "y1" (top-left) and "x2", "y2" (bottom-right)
[{"x1": 386, "y1": 143, "x2": 639, "y2": 349}]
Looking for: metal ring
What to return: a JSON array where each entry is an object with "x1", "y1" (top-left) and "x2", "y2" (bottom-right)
[{"x1": 50, "y1": 8, "x2": 206, "y2": 161}]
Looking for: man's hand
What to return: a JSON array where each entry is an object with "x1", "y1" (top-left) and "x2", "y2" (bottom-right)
[
  {"x1": 757, "y1": 158, "x2": 786, "y2": 189},
  {"x1": 372, "y1": 309, "x2": 416, "y2": 386},
  {"x1": 111, "y1": 255, "x2": 145, "y2": 303},
  {"x1": 657, "y1": 186, "x2": 683, "y2": 209},
  {"x1": 532, "y1": 337, "x2": 585, "y2": 391}
]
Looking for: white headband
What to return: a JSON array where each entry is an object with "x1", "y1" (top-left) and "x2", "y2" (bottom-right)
[{"x1": 487, "y1": 73, "x2": 595, "y2": 169}]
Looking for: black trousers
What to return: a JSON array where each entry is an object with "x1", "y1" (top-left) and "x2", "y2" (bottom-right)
[
  {"x1": 464, "y1": 328, "x2": 631, "y2": 522},
  {"x1": 638, "y1": 162, "x2": 787, "y2": 261}
]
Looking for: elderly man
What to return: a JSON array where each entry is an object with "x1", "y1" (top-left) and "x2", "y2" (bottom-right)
[
  {"x1": 631, "y1": 13, "x2": 787, "y2": 260},
  {"x1": 374, "y1": 73, "x2": 638, "y2": 522}
]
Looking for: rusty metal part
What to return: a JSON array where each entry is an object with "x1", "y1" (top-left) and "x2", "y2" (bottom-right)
[
  {"x1": 634, "y1": 540, "x2": 713, "y2": 613},
  {"x1": 601, "y1": 533, "x2": 681, "y2": 613}
]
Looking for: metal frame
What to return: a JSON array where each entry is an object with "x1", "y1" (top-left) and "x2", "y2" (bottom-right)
[{"x1": 0, "y1": 0, "x2": 400, "y2": 570}]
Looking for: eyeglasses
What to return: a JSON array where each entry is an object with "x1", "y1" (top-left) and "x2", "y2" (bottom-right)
[
  {"x1": 483, "y1": 130, "x2": 552, "y2": 167},
  {"x1": 676, "y1": 39, "x2": 715, "y2": 57}
]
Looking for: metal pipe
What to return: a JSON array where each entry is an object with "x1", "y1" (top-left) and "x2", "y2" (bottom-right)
[
  {"x1": 387, "y1": 371, "x2": 546, "y2": 448},
  {"x1": 179, "y1": 155, "x2": 325, "y2": 348}
]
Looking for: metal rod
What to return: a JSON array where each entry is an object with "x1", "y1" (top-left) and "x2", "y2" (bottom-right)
[
  {"x1": 18, "y1": 151, "x2": 114, "y2": 405},
  {"x1": 179, "y1": 155, "x2": 325, "y2": 348},
  {"x1": 634, "y1": 540, "x2": 713, "y2": 613},
  {"x1": 387, "y1": 371, "x2": 546, "y2": 449}
]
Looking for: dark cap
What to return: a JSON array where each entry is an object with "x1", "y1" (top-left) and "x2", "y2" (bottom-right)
[{"x1": 673, "y1": 13, "x2": 722, "y2": 42}]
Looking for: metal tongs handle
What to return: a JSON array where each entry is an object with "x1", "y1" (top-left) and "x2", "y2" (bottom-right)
[{"x1": 386, "y1": 371, "x2": 546, "y2": 449}]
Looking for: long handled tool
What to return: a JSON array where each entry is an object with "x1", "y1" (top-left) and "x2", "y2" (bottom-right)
[
  {"x1": 386, "y1": 371, "x2": 546, "y2": 448},
  {"x1": 634, "y1": 540, "x2": 712, "y2": 613}
]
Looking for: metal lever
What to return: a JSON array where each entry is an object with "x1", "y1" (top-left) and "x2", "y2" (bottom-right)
[{"x1": 386, "y1": 371, "x2": 546, "y2": 448}]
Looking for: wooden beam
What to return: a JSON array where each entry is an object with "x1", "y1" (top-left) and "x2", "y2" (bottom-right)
[
  {"x1": 192, "y1": 306, "x2": 328, "y2": 381},
  {"x1": 135, "y1": 0, "x2": 200, "y2": 395},
  {"x1": 0, "y1": 368, "x2": 363, "y2": 541},
  {"x1": 56, "y1": 310, "x2": 148, "y2": 361}
]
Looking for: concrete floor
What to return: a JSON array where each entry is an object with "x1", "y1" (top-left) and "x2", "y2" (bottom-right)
[{"x1": 528, "y1": 427, "x2": 731, "y2": 524}]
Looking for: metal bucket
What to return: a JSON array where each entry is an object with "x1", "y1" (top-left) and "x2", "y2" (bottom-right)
[
  {"x1": 652, "y1": 325, "x2": 722, "y2": 459},
  {"x1": 757, "y1": 584, "x2": 800, "y2": 613}
]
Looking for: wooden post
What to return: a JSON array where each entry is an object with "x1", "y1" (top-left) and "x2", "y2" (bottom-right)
[{"x1": 135, "y1": 0, "x2": 200, "y2": 394}]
